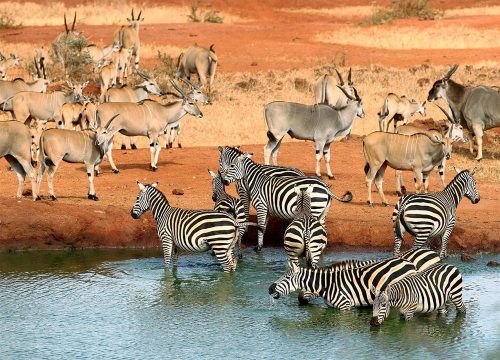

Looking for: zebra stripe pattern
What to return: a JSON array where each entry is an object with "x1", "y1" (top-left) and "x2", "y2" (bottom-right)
[
  {"x1": 208, "y1": 169, "x2": 247, "y2": 258},
  {"x1": 269, "y1": 258, "x2": 417, "y2": 310},
  {"x1": 393, "y1": 168, "x2": 480, "y2": 258},
  {"x1": 297, "y1": 248, "x2": 440, "y2": 304},
  {"x1": 218, "y1": 146, "x2": 305, "y2": 231},
  {"x1": 221, "y1": 152, "x2": 352, "y2": 251},
  {"x1": 284, "y1": 185, "x2": 327, "y2": 268},
  {"x1": 370, "y1": 262, "x2": 465, "y2": 326},
  {"x1": 131, "y1": 182, "x2": 239, "y2": 272}
]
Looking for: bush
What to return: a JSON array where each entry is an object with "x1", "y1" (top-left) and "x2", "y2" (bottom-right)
[
  {"x1": 204, "y1": 10, "x2": 224, "y2": 24},
  {"x1": 361, "y1": 0, "x2": 442, "y2": 25},
  {"x1": 188, "y1": 2, "x2": 224, "y2": 24},
  {"x1": 51, "y1": 33, "x2": 93, "y2": 79},
  {"x1": 0, "y1": 11, "x2": 22, "y2": 29}
]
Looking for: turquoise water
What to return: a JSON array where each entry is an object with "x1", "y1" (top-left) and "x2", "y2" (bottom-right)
[{"x1": 0, "y1": 249, "x2": 498, "y2": 360}]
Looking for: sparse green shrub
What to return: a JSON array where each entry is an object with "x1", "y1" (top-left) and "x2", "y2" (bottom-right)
[
  {"x1": 0, "y1": 11, "x2": 22, "y2": 29},
  {"x1": 188, "y1": 2, "x2": 202, "y2": 23},
  {"x1": 204, "y1": 10, "x2": 223, "y2": 24},
  {"x1": 149, "y1": 51, "x2": 177, "y2": 92},
  {"x1": 51, "y1": 33, "x2": 93, "y2": 79},
  {"x1": 360, "y1": 0, "x2": 442, "y2": 26},
  {"x1": 188, "y1": 2, "x2": 224, "y2": 24}
]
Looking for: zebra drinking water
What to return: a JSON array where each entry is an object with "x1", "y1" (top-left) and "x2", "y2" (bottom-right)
[
  {"x1": 220, "y1": 152, "x2": 352, "y2": 251},
  {"x1": 130, "y1": 181, "x2": 241, "y2": 272},
  {"x1": 269, "y1": 258, "x2": 417, "y2": 310},
  {"x1": 208, "y1": 169, "x2": 247, "y2": 258},
  {"x1": 393, "y1": 167, "x2": 480, "y2": 258},
  {"x1": 370, "y1": 263, "x2": 465, "y2": 326},
  {"x1": 284, "y1": 185, "x2": 328, "y2": 268}
]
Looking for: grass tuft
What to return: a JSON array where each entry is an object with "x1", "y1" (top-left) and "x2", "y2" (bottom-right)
[
  {"x1": 360, "y1": 0, "x2": 442, "y2": 25},
  {"x1": 0, "y1": 11, "x2": 22, "y2": 29}
]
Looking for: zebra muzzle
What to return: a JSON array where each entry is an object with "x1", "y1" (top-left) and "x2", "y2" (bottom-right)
[{"x1": 370, "y1": 317, "x2": 381, "y2": 327}]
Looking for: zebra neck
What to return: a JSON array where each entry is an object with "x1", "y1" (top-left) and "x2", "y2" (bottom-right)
[
  {"x1": 445, "y1": 179, "x2": 464, "y2": 207},
  {"x1": 298, "y1": 268, "x2": 328, "y2": 297},
  {"x1": 242, "y1": 159, "x2": 269, "y2": 193},
  {"x1": 148, "y1": 192, "x2": 171, "y2": 221}
]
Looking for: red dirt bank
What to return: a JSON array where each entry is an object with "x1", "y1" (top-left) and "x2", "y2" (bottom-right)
[{"x1": 0, "y1": 140, "x2": 497, "y2": 253}]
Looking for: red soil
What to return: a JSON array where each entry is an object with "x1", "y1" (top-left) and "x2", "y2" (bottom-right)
[{"x1": 0, "y1": 139, "x2": 497, "y2": 253}]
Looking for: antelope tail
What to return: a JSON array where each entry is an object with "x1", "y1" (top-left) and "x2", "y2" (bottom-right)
[
  {"x1": 1, "y1": 95, "x2": 14, "y2": 111},
  {"x1": 378, "y1": 98, "x2": 389, "y2": 119},
  {"x1": 321, "y1": 74, "x2": 328, "y2": 104},
  {"x1": 40, "y1": 135, "x2": 54, "y2": 166},
  {"x1": 208, "y1": 49, "x2": 218, "y2": 87},
  {"x1": 362, "y1": 139, "x2": 370, "y2": 175}
]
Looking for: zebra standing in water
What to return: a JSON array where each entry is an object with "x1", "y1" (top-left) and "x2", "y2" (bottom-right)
[
  {"x1": 393, "y1": 167, "x2": 480, "y2": 258},
  {"x1": 221, "y1": 153, "x2": 352, "y2": 251},
  {"x1": 131, "y1": 181, "x2": 240, "y2": 272},
  {"x1": 269, "y1": 258, "x2": 417, "y2": 310},
  {"x1": 370, "y1": 263, "x2": 465, "y2": 326},
  {"x1": 218, "y1": 146, "x2": 305, "y2": 240},
  {"x1": 284, "y1": 185, "x2": 328, "y2": 268},
  {"x1": 297, "y1": 247, "x2": 441, "y2": 304},
  {"x1": 208, "y1": 169, "x2": 247, "y2": 258}
]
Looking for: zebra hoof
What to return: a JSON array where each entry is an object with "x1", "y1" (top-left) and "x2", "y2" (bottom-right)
[
  {"x1": 238, "y1": 253, "x2": 243, "y2": 260},
  {"x1": 120, "y1": 145, "x2": 126, "y2": 150},
  {"x1": 50, "y1": 195, "x2": 57, "y2": 201},
  {"x1": 253, "y1": 246, "x2": 262, "y2": 253},
  {"x1": 131, "y1": 144, "x2": 138, "y2": 150},
  {"x1": 112, "y1": 169, "x2": 120, "y2": 174},
  {"x1": 88, "y1": 194, "x2": 99, "y2": 201},
  {"x1": 401, "y1": 186, "x2": 407, "y2": 194}
]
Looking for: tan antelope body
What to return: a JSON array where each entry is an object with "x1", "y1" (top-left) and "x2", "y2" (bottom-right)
[
  {"x1": 85, "y1": 43, "x2": 120, "y2": 65},
  {"x1": 61, "y1": 101, "x2": 97, "y2": 130},
  {"x1": 362, "y1": 132, "x2": 452, "y2": 206},
  {"x1": 113, "y1": 9, "x2": 143, "y2": 69},
  {"x1": 37, "y1": 114, "x2": 119, "y2": 201},
  {"x1": 0, "y1": 76, "x2": 49, "y2": 112},
  {"x1": 99, "y1": 60, "x2": 119, "y2": 102},
  {"x1": 313, "y1": 68, "x2": 354, "y2": 107},
  {"x1": 96, "y1": 93, "x2": 202, "y2": 172},
  {"x1": 0, "y1": 53, "x2": 21, "y2": 80},
  {"x1": 176, "y1": 44, "x2": 218, "y2": 94},
  {"x1": 378, "y1": 93, "x2": 426, "y2": 132},
  {"x1": 0, "y1": 121, "x2": 38, "y2": 200}
]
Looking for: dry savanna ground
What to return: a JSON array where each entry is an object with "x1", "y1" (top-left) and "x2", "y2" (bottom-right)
[{"x1": 0, "y1": 0, "x2": 498, "y2": 252}]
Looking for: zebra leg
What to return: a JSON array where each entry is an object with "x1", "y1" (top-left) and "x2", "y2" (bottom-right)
[
  {"x1": 393, "y1": 218, "x2": 405, "y2": 256},
  {"x1": 323, "y1": 143, "x2": 335, "y2": 180},
  {"x1": 298, "y1": 291, "x2": 318, "y2": 305},
  {"x1": 437, "y1": 306, "x2": 448, "y2": 316},
  {"x1": 172, "y1": 247, "x2": 178, "y2": 268},
  {"x1": 401, "y1": 306, "x2": 417, "y2": 321},
  {"x1": 211, "y1": 246, "x2": 235, "y2": 272},
  {"x1": 159, "y1": 234, "x2": 173, "y2": 269},
  {"x1": 412, "y1": 233, "x2": 429, "y2": 250},
  {"x1": 439, "y1": 222, "x2": 455, "y2": 259},
  {"x1": 255, "y1": 204, "x2": 268, "y2": 252},
  {"x1": 450, "y1": 291, "x2": 466, "y2": 313}
]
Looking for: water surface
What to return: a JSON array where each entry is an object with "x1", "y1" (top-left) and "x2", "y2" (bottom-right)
[{"x1": 0, "y1": 249, "x2": 498, "y2": 359}]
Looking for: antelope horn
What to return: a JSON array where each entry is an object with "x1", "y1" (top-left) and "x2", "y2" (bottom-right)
[
  {"x1": 352, "y1": 87, "x2": 361, "y2": 101},
  {"x1": 64, "y1": 13, "x2": 69, "y2": 34},
  {"x1": 34, "y1": 57, "x2": 41, "y2": 78},
  {"x1": 95, "y1": 109, "x2": 101, "y2": 129},
  {"x1": 40, "y1": 57, "x2": 47, "y2": 79},
  {"x1": 169, "y1": 79, "x2": 187, "y2": 98},
  {"x1": 337, "y1": 85, "x2": 355, "y2": 101},
  {"x1": 71, "y1": 12, "x2": 76, "y2": 32},
  {"x1": 334, "y1": 68, "x2": 344, "y2": 86},
  {"x1": 180, "y1": 77, "x2": 197, "y2": 89},
  {"x1": 347, "y1": 67, "x2": 352, "y2": 84},
  {"x1": 444, "y1": 64, "x2": 458, "y2": 81},
  {"x1": 131, "y1": 8, "x2": 135, "y2": 20},
  {"x1": 434, "y1": 103, "x2": 454, "y2": 123},
  {"x1": 104, "y1": 114, "x2": 119, "y2": 130},
  {"x1": 136, "y1": 69, "x2": 149, "y2": 80},
  {"x1": 137, "y1": 10, "x2": 142, "y2": 19}
]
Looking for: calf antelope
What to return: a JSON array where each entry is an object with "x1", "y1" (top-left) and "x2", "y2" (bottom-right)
[
  {"x1": 378, "y1": 93, "x2": 426, "y2": 132},
  {"x1": 0, "y1": 53, "x2": 21, "y2": 80}
]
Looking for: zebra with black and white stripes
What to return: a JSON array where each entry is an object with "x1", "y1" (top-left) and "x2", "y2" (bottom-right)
[
  {"x1": 393, "y1": 167, "x2": 480, "y2": 258},
  {"x1": 269, "y1": 258, "x2": 417, "y2": 310},
  {"x1": 370, "y1": 263, "x2": 465, "y2": 326},
  {"x1": 220, "y1": 152, "x2": 352, "y2": 251},
  {"x1": 297, "y1": 247, "x2": 441, "y2": 304},
  {"x1": 131, "y1": 181, "x2": 240, "y2": 272},
  {"x1": 284, "y1": 185, "x2": 327, "y2": 268},
  {"x1": 218, "y1": 146, "x2": 305, "y2": 233},
  {"x1": 208, "y1": 169, "x2": 247, "y2": 258}
]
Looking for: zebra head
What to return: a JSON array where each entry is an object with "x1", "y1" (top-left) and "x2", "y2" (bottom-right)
[
  {"x1": 268, "y1": 261, "x2": 301, "y2": 299},
  {"x1": 131, "y1": 181, "x2": 159, "y2": 219},
  {"x1": 370, "y1": 285, "x2": 391, "y2": 327},
  {"x1": 454, "y1": 167, "x2": 480, "y2": 204},
  {"x1": 208, "y1": 169, "x2": 224, "y2": 202},
  {"x1": 220, "y1": 153, "x2": 252, "y2": 186},
  {"x1": 218, "y1": 146, "x2": 242, "y2": 174}
]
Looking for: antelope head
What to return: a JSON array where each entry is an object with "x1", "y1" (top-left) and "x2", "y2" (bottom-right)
[
  {"x1": 127, "y1": 9, "x2": 144, "y2": 27},
  {"x1": 180, "y1": 77, "x2": 210, "y2": 104},
  {"x1": 170, "y1": 79, "x2": 203, "y2": 118},
  {"x1": 427, "y1": 64, "x2": 458, "y2": 102},
  {"x1": 337, "y1": 85, "x2": 365, "y2": 118}
]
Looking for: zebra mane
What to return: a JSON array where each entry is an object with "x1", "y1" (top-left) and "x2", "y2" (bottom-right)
[{"x1": 444, "y1": 170, "x2": 470, "y2": 190}]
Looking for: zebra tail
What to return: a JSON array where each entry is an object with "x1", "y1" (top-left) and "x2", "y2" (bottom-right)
[
  {"x1": 236, "y1": 221, "x2": 263, "y2": 232},
  {"x1": 330, "y1": 190, "x2": 353, "y2": 203},
  {"x1": 393, "y1": 201, "x2": 404, "y2": 243},
  {"x1": 304, "y1": 229, "x2": 313, "y2": 267}
]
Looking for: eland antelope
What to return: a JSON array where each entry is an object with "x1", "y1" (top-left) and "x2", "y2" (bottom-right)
[
  {"x1": 0, "y1": 121, "x2": 38, "y2": 200},
  {"x1": 99, "y1": 59, "x2": 119, "y2": 102},
  {"x1": 176, "y1": 44, "x2": 218, "y2": 95},
  {"x1": 113, "y1": 9, "x2": 143, "y2": 70},
  {"x1": 85, "y1": 43, "x2": 120, "y2": 65},
  {"x1": 378, "y1": 93, "x2": 426, "y2": 132},
  {"x1": 96, "y1": 80, "x2": 202, "y2": 173},
  {"x1": 264, "y1": 86, "x2": 365, "y2": 179},
  {"x1": 0, "y1": 53, "x2": 21, "y2": 80},
  {"x1": 314, "y1": 68, "x2": 354, "y2": 107},
  {"x1": 37, "y1": 112, "x2": 120, "y2": 201},
  {"x1": 427, "y1": 64, "x2": 500, "y2": 161}
]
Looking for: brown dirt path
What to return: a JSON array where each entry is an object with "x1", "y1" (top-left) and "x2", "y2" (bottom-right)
[{"x1": 0, "y1": 139, "x2": 497, "y2": 253}]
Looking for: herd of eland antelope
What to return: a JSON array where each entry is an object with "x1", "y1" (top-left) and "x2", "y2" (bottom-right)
[{"x1": 0, "y1": 7, "x2": 495, "y2": 327}]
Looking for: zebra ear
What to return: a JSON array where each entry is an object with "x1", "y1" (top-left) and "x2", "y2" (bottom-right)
[
  {"x1": 470, "y1": 167, "x2": 478, "y2": 176},
  {"x1": 208, "y1": 169, "x2": 216, "y2": 178},
  {"x1": 151, "y1": 182, "x2": 158, "y2": 188},
  {"x1": 137, "y1": 180, "x2": 145, "y2": 191},
  {"x1": 453, "y1": 166, "x2": 461, "y2": 174},
  {"x1": 244, "y1": 152, "x2": 254, "y2": 159},
  {"x1": 218, "y1": 146, "x2": 223, "y2": 154},
  {"x1": 370, "y1": 285, "x2": 377, "y2": 296}
]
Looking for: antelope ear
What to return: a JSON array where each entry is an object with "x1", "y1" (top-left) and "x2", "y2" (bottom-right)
[
  {"x1": 82, "y1": 81, "x2": 89, "y2": 89},
  {"x1": 151, "y1": 182, "x2": 158, "y2": 188},
  {"x1": 137, "y1": 181, "x2": 145, "y2": 191},
  {"x1": 433, "y1": 134, "x2": 442, "y2": 142},
  {"x1": 66, "y1": 80, "x2": 74, "y2": 88},
  {"x1": 208, "y1": 169, "x2": 216, "y2": 177}
]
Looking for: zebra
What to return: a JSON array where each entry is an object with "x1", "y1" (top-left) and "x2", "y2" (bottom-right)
[
  {"x1": 370, "y1": 262, "x2": 465, "y2": 326},
  {"x1": 284, "y1": 184, "x2": 328, "y2": 268},
  {"x1": 220, "y1": 152, "x2": 352, "y2": 251},
  {"x1": 208, "y1": 169, "x2": 247, "y2": 259},
  {"x1": 269, "y1": 257, "x2": 417, "y2": 310},
  {"x1": 297, "y1": 247, "x2": 441, "y2": 305},
  {"x1": 393, "y1": 167, "x2": 480, "y2": 259},
  {"x1": 131, "y1": 181, "x2": 241, "y2": 272},
  {"x1": 218, "y1": 146, "x2": 305, "y2": 241}
]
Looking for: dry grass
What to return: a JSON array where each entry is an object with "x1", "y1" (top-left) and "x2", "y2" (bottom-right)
[
  {"x1": 444, "y1": 6, "x2": 500, "y2": 17},
  {"x1": 316, "y1": 25, "x2": 500, "y2": 49},
  {"x1": 280, "y1": 6, "x2": 376, "y2": 18},
  {"x1": 0, "y1": 1, "x2": 247, "y2": 26}
]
